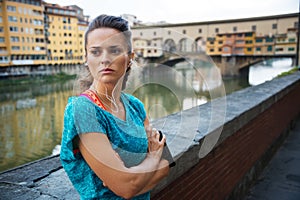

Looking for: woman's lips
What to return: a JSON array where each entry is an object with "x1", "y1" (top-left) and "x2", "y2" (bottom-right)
[{"x1": 100, "y1": 68, "x2": 114, "y2": 74}]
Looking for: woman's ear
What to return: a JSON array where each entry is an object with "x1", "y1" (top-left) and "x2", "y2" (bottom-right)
[
  {"x1": 129, "y1": 52, "x2": 135, "y2": 62},
  {"x1": 127, "y1": 52, "x2": 135, "y2": 69}
]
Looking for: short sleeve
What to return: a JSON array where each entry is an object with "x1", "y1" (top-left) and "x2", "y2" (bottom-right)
[
  {"x1": 60, "y1": 96, "x2": 107, "y2": 162},
  {"x1": 72, "y1": 96, "x2": 107, "y2": 134}
]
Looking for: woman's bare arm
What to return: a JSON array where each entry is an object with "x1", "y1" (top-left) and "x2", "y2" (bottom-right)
[
  {"x1": 135, "y1": 158, "x2": 169, "y2": 196},
  {"x1": 78, "y1": 131, "x2": 166, "y2": 199}
]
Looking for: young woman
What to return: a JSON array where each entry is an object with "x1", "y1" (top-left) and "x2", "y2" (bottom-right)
[{"x1": 60, "y1": 15, "x2": 170, "y2": 199}]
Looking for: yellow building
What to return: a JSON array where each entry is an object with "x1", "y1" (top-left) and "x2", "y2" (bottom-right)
[
  {"x1": 0, "y1": 0, "x2": 45, "y2": 70},
  {"x1": 244, "y1": 32, "x2": 255, "y2": 55},
  {"x1": 206, "y1": 37, "x2": 218, "y2": 55},
  {"x1": 254, "y1": 35, "x2": 275, "y2": 55},
  {"x1": 215, "y1": 34, "x2": 225, "y2": 55},
  {"x1": 44, "y1": 3, "x2": 88, "y2": 66},
  {"x1": 0, "y1": 1, "x2": 88, "y2": 75},
  {"x1": 206, "y1": 31, "x2": 255, "y2": 56}
]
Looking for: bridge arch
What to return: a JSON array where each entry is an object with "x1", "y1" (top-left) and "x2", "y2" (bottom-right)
[
  {"x1": 178, "y1": 38, "x2": 193, "y2": 52},
  {"x1": 163, "y1": 39, "x2": 177, "y2": 53},
  {"x1": 194, "y1": 37, "x2": 206, "y2": 52}
]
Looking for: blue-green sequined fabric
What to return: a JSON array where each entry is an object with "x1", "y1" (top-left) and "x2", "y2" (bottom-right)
[{"x1": 60, "y1": 93, "x2": 150, "y2": 199}]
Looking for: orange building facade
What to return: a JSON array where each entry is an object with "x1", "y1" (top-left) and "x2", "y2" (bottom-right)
[{"x1": 0, "y1": 0, "x2": 89, "y2": 72}]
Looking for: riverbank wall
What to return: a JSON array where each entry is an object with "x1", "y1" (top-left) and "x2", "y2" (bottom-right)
[{"x1": 0, "y1": 72, "x2": 300, "y2": 199}]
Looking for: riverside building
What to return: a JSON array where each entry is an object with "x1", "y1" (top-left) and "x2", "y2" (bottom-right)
[
  {"x1": 0, "y1": 0, "x2": 89, "y2": 75},
  {"x1": 0, "y1": 0, "x2": 45, "y2": 71}
]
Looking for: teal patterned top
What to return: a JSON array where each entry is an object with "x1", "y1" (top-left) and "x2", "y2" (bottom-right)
[{"x1": 60, "y1": 93, "x2": 150, "y2": 200}]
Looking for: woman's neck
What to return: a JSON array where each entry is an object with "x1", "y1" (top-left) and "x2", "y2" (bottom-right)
[{"x1": 90, "y1": 82, "x2": 123, "y2": 109}]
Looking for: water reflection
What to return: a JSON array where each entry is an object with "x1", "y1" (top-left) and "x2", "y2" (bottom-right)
[
  {"x1": 249, "y1": 58, "x2": 293, "y2": 86},
  {"x1": 0, "y1": 80, "x2": 74, "y2": 172},
  {"x1": 126, "y1": 59, "x2": 225, "y2": 119}
]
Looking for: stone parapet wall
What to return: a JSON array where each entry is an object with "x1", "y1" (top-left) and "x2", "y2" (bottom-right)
[{"x1": 151, "y1": 71, "x2": 300, "y2": 199}]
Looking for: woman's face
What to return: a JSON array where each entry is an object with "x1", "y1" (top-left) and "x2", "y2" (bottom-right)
[{"x1": 86, "y1": 27, "x2": 132, "y2": 87}]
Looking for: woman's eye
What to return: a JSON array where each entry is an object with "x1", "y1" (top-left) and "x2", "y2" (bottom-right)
[
  {"x1": 110, "y1": 48, "x2": 122, "y2": 55},
  {"x1": 90, "y1": 50, "x2": 100, "y2": 56}
]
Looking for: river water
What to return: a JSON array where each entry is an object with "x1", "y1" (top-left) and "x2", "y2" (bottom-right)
[{"x1": 0, "y1": 58, "x2": 294, "y2": 172}]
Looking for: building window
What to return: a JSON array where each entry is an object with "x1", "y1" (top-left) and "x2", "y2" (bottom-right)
[
  {"x1": 0, "y1": 17, "x2": 2, "y2": 23},
  {"x1": 256, "y1": 38, "x2": 263, "y2": 43},
  {"x1": 247, "y1": 47, "x2": 252, "y2": 51},
  {"x1": 153, "y1": 31, "x2": 156, "y2": 36},
  {"x1": 0, "y1": 37, "x2": 4, "y2": 43},
  {"x1": 289, "y1": 38, "x2": 296, "y2": 42},
  {"x1": 12, "y1": 46, "x2": 20, "y2": 50},
  {"x1": 198, "y1": 28, "x2": 202, "y2": 33},
  {"x1": 223, "y1": 47, "x2": 230, "y2": 52},
  {"x1": 8, "y1": 16, "x2": 18, "y2": 22},
  {"x1": 7, "y1": 5, "x2": 16, "y2": 12},
  {"x1": 288, "y1": 47, "x2": 295, "y2": 51},
  {"x1": 272, "y1": 23, "x2": 277, "y2": 29},
  {"x1": 9, "y1": 26, "x2": 18, "y2": 32},
  {"x1": 0, "y1": 56, "x2": 9, "y2": 63},
  {"x1": 10, "y1": 36, "x2": 19, "y2": 42},
  {"x1": 183, "y1": 30, "x2": 186, "y2": 34},
  {"x1": 252, "y1": 25, "x2": 256, "y2": 31},
  {"x1": 266, "y1": 37, "x2": 274, "y2": 43},
  {"x1": 233, "y1": 26, "x2": 237, "y2": 32},
  {"x1": 215, "y1": 28, "x2": 219, "y2": 33},
  {"x1": 295, "y1": 22, "x2": 298, "y2": 29},
  {"x1": 0, "y1": 47, "x2": 6, "y2": 52},
  {"x1": 256, "y1": 47, "x2": 261, "y2": 51}
]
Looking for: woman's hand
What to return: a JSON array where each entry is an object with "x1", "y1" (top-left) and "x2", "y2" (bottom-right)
[{"x1": 145, "y1": 125, "x2": 166, "y2": 160}]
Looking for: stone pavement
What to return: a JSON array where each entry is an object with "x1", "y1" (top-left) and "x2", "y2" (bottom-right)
[{"x1": 244, "y1": 116, "x2": 300, "y2": 200}]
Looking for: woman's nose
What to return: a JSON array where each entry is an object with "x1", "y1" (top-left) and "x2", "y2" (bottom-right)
[{"x1": 100, "y1": 50, "x2": 111, "y2": 65}]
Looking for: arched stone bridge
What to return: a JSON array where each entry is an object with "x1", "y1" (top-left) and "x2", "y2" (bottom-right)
[{"x1": 149, "y1": 52, "x2": 296, "y2": 76}]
